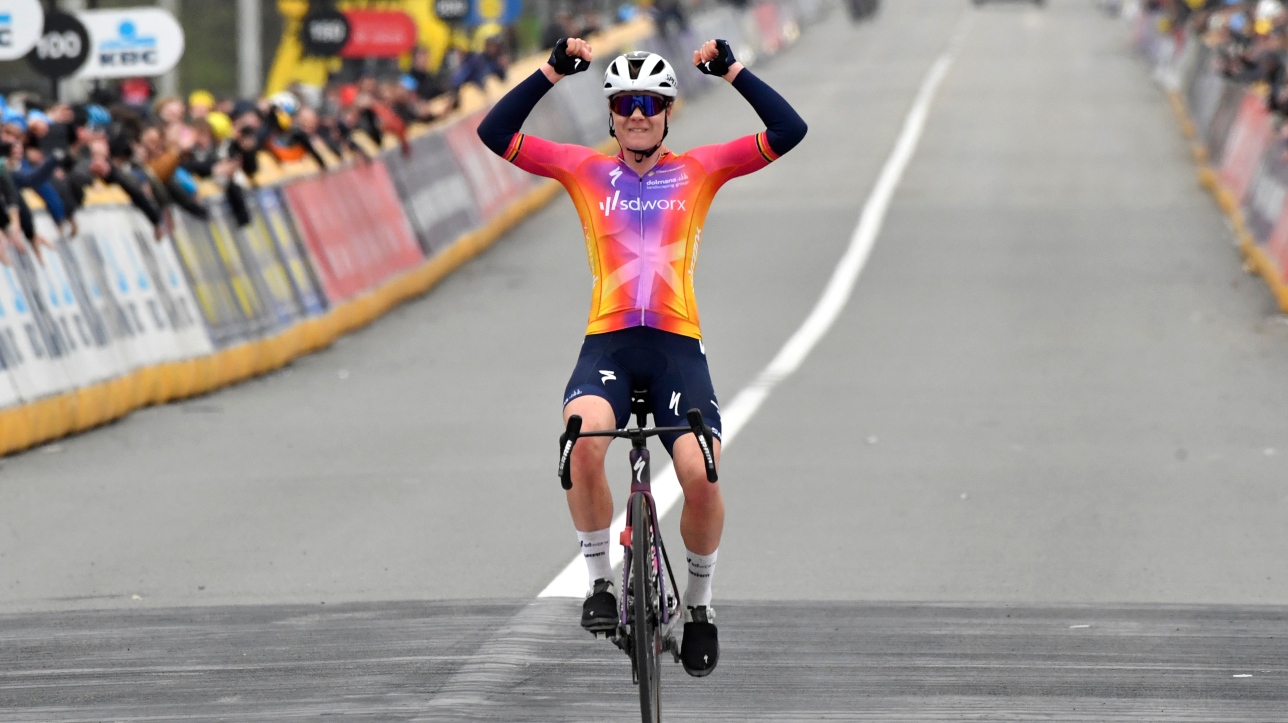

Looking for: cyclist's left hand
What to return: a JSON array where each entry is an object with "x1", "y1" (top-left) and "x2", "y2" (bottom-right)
[{"x1": 693, "y1": 39, "x2": 742, "y2": 81}]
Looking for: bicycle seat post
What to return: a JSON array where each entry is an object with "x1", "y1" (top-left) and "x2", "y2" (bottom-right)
[{"x1": 630, "y1": 389, "x2": 650, "y2": 450}]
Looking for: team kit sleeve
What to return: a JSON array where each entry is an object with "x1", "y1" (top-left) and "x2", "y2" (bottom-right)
[
  {"x1": 477, "y1": 70, "x2": 598, "y2": 183},
  {"x1": 688, "y1": 68, "x2": 808, "y2": 181}
]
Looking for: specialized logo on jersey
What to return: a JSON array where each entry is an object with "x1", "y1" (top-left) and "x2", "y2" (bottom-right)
[
  {"x1": 599, "y1": 191, "x2": 688, "y2": 216},
  {"x1": 609, "y1": 168, "x2": 623, "y2": 187}
]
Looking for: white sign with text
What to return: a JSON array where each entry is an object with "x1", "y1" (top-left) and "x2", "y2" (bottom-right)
[
  {"x1": 0, "y1": 0, "x2": 43, "y2": 61},
  {"x1": 74, "y1": 7, "x2": 184, "y2": 79}
]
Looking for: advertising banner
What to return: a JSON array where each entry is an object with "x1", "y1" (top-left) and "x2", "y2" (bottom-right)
[
  {"x1": 53, "y1": 235, "x2": 131, "y2": 384},
  {"x1": 11, "y1": 247, "x2": 97, "y2": 390},
  {"x1": 385, "y1": 130, "x2": 481, "y2": 256},
  {"x1": 24, "y1": 9, "x2": 89, "y2": 79},
  {"x1": 0, "y1": 256, "x2": 72, "y2": 400},
  {"x1": 125, "y1": 213, "x2": 213, "y2": 359},
  {"x1": 254, "y1": 189, "x2": 327, "y2": 317},
  {"x1": 0, "y1": 0, "x2": 43, "y2": 61},
  {"x1": 73, "y1": 8, "x2": 184, "y2": 80},
  {"x1": 235, "y1": 204, "x2": 304, "y2": 329},
  {"x1": 87, "y1": 209, "x2": 183, "y2": 366},
  {"x1": 0, "y1": 368, "x2": 18, "y2": 409},
  {"x1": 444, "y1": 110, "x2": 533, "y2": 221},
  {"x1": 752, "y1": 1, "x2": 785, "y2": 55},
  {"x1": 1204, "y1": 81, "x2": 1245, "y2": 165},
  {"x1": 170, "y1": 209, "x2": 252, "y2": 347},
  {"x1": 59, "y1": 212, "x2": 141, "y2": 373},
  {"x1": 1242, "y1": 144, "x2": 1288, "y2": 245},
  {"x1": 1188, "y1": 55, "x2": 1224, "y2": 139},
  {"x1": 464, "y1": 0, "x2": 522, "y2": 27},
  {"x1": 207, "y1": 200, "x2": 278, "y2": 338},
  {"x1": 30, "y1": 213, "x2": 120, "y2": 385},
  {"x1": 340, "y1": 10, "x2": 416, "y2": 58},
  {"x1": 1218, "y1": 91, "x2": 1274, "y2": 203},
  {"x1": 300, "y1": 7, "x2": 349, "y2": 57},
  {"x1": 283, "y1": 161, "x2": 423, "y2": 302}
]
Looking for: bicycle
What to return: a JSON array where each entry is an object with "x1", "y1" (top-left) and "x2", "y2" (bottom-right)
[{"x1": 557, "y1": 389, "x2": 719, "y2": 723}]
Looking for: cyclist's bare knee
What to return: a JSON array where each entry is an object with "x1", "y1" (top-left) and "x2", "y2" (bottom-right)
[
  {"x1": 564, "y1": 395, "x2": 615, "y2": 471},
  {"x1": 672, "y1": 434, "x2": 722, "y2": 503}
]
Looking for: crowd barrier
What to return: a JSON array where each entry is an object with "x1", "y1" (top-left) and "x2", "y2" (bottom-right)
[
  {"x1": 0, "y1": 0, "x2": 830, "y2": 457},
  {"x1": 1131, "y1": 8, "x2": 1288, "y2": 313}
]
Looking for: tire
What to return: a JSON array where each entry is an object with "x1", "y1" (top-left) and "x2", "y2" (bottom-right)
[{"x1": 632, "y1": 493, "x2": 661, "y2": 723}]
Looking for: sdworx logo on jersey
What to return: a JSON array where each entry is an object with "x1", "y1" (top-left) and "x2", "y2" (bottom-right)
[{"x1": 599, "y1": 192, "x2": 687, "y2": 216}]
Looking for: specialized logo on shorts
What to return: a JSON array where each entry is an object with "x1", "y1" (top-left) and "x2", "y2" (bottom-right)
[
  {"x1": 669, "y1": 391, "x2": 681, "y2": 415},
  {"x1": 599, "y1": 191, "x2": 687, "y2": 216},
  {"x1": 599, "y1": 370, "x2": 616, "y2": 384}
]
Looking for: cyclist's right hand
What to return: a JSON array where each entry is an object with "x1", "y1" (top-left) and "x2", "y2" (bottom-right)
[{"x1": 549, "y1": 38, "x2": 592, "y2": 77}]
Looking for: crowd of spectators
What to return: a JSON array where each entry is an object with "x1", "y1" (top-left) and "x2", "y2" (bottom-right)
[
  {"x1": 1140, "y1": 1, "x2": 1288, "y2": 101},
  {"x1": 0, "y1": 27, "x2": 527, "y2": 266}
]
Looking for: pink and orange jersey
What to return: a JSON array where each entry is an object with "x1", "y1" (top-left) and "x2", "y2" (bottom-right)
[{"x1": 502, "y1": 132, "x2": 780, "y2": 339}]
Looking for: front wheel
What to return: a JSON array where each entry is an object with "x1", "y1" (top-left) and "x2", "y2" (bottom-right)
[{"x1": 631, "y1": 493, "x2": 661, "y2": 723}]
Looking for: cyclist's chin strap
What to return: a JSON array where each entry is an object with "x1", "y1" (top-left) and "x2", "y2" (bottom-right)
[{"x1": 610, "y1": 116, "x2": 670, "y2": 163}]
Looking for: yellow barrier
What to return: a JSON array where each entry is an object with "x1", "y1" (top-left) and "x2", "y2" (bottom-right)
[{"x1": 1167, "y1": 89, "x2": 1288, "y2": 314}]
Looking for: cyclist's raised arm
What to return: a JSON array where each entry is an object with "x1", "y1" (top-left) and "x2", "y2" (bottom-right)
[
  {"x1": 689, "y1": 39, "x2": 807, "y2": 178},
  {"x1": 477, "y1": 38, "x2": 598, "y2": 179}
]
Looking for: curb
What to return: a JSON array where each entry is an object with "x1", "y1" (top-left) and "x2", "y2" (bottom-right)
[{"x1": 1166, "y1": 89, "x2": 1288, "y2": 313}]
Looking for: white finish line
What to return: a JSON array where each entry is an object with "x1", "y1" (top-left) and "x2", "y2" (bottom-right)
[{"x1": 539, "y1": 42, "x2": 963, "y2": 598}]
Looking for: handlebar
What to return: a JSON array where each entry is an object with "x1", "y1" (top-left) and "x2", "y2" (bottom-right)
[{"x1": 557, "y1": 408, "x2": 719, "y2": 489}]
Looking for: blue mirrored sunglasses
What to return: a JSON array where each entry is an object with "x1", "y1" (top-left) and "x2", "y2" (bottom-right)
[{"x1": 609, "y1": 94, "x2": 670, "y2": 117}]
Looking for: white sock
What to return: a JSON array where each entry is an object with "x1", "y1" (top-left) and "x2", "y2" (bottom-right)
[
  {"x1": 578, "y1": 528, "x2": 613, "y2": 587},
  {"x1": 685, "y1": 549, "x2": 718, "y2": 608}
]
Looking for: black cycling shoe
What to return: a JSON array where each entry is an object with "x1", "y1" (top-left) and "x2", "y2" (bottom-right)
[
  {"x1": 581, "y1": 578, "x2": 618, "y2": 633},
  {"x1": 680, "y1": 606, "x2": 719, "y2": 677}
]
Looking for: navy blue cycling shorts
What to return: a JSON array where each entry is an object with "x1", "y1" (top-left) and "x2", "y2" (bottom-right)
[{"x1": 563, "y1": 326, "x2": 722, "y2": 456}]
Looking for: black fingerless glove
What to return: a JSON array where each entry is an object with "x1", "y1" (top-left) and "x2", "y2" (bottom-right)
[
  {"x1": 696, "y1": 39, "x2": 736, "y2": 76},
  {"x1": 549, "y1": 38, "x2": 589, "y2": 75}
]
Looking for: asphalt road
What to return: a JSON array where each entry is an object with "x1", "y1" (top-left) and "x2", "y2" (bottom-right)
[{"x1": 2, "y1": 0, "x2": 1287, "y2": 719}]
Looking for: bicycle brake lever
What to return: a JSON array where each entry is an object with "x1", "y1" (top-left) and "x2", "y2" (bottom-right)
[
  {"x1": 559, "y1": 415, "x2": 582, "y2": 490},
  {"x1": 685, "y1": 408, "x2": 718, "y2": 483}
]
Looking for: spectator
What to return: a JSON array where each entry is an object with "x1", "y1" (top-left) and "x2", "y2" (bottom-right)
[
  {"x1": 451, "y1": 33, "x2": 510, "y2": 96},
  {"x1": 407, "y1": 47, "x2": 450, "y2": 101},
  {"x1": 542, "y1": 11, "x2": 580, "y2": 49},
  {"x1": 188, "y1": 90, "x2": 216, "y2": 122}
]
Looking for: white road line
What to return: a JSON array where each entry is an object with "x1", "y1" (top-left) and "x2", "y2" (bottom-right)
[{"x1": 539, "y1": 39, "x2": 964, "y2": 599}]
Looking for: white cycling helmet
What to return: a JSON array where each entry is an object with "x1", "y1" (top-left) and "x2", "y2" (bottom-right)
[
  {"x1": 603, "y1": 51, "x2": 679, "y2": 98},
  {"x1": 268, "y1": 91, "x2": 300, "y2": 116}
]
